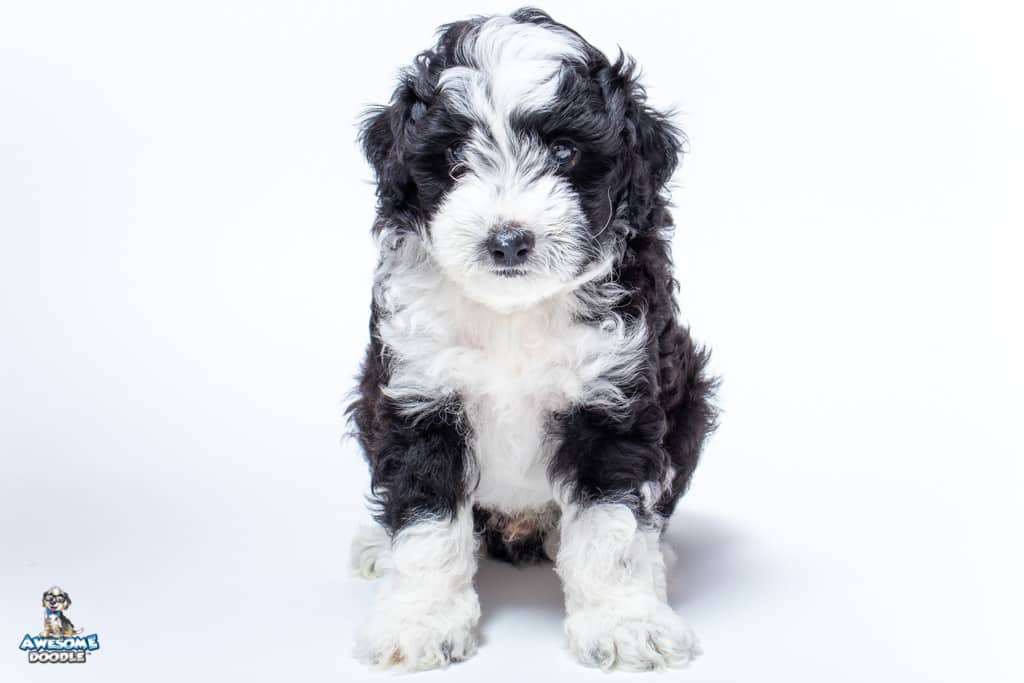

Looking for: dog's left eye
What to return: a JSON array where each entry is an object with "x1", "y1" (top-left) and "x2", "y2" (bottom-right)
[
  {"x1": 447, "y1": 142, "x2": 467, "y2": 167},
  {"x1": 550, "y1": 140, "x2": 578, "y2": 168}
]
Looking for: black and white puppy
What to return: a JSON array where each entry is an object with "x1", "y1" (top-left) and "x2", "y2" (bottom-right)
[
  {"x1": 41, "y1": 586, "x2": 79, "y2": 638},
  {"x1": 348, "y1": 7, "x2": 717, "y2": 672}
]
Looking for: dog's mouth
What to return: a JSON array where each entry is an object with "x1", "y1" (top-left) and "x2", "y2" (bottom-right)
[{"x1": 491, "y1": 267, "x2": 529, "y2": 278}]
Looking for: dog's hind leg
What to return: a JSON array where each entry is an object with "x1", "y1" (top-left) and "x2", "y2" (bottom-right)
[{"x1": 351, "y1": 521, "x2": 392, "y2": 579}]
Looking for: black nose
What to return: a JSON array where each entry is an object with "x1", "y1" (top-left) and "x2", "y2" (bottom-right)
[{"x1": 486, "y1": 225, "x2": 534, "y2": 267}]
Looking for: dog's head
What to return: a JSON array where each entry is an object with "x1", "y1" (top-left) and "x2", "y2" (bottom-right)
[
  {"x1": 42, "y1": 587, "x2": 70, "y2": 613},
  {"x1": 361, "y1": 8, "x2": 682, "y2": 311}
]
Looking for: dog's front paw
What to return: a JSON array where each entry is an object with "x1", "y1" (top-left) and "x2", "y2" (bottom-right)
[
  {"x1": 565, "y1": 602, "x2": 701, "y2": 671},
  {"x1": 356, "y1": 588, "x2": 480, "y2": 671}
]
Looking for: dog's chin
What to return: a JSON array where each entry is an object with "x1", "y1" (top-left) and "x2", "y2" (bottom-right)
[{"x1": 455, "y1": 269, "x2": 569, "y2": 313}]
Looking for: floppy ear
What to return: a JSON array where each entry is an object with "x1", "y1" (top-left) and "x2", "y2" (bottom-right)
[
  {"x1": 626, "y1": 106, "x2": 683, "y2": 228},
  {"x1": 359, "y1": 72, "x2": 428, "y2": 229},
  {"x1": 619, "y1": 63, "x2": 684, "y2": 230},
  {"x1": 42, "y1": 593, "x2": 48, "y2": 608},
  {"x1": 63, "y1": 593, "x2": 71, "y2": 608}
]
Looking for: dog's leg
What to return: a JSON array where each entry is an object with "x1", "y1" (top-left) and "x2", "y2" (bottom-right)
[
  {"x1": 550, "y1": 398, "x2": 701, "y2": 671},
  {"x1": 356, "y1": 507, "x2": 479, "y2": 670},
  {"x1": 353, "y1": 396, "x2": 479, "y2": 670},
  {"x1": 556, "y1": 502, "x2": 700, "y2": 671}
]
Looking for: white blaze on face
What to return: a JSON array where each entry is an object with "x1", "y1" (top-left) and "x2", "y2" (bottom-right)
[
  {"x1": 427, "y1": 18, "x2": 596, "y2": 312},
  {"x1": 443, "y1": 18, "x2": 586, "y2": 121}
]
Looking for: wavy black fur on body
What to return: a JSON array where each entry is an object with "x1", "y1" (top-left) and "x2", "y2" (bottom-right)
[{"x1": 548, "y1": 228, "x2": 718, "y2": 524}]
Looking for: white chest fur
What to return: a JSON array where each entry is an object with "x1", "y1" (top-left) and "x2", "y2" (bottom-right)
[{"x1": 375, "y1": 239, "x2": 647, "y2": 514}]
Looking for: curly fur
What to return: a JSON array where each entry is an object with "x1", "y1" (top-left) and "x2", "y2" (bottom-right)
[{"x1": 346, "y1": 7, "x2": 718, "y2": 672}]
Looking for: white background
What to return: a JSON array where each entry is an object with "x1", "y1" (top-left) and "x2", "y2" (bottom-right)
[{"x1": 1, "y1": 1, "x2": 1022, "y2": 681}]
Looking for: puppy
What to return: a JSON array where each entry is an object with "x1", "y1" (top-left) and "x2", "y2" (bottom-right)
[
  {"x1": 41, "y1": 586, "x2": 79, "y2": 638},
  {"x1": 348, "y1": 7, "x2": 717, "y2": 672}
]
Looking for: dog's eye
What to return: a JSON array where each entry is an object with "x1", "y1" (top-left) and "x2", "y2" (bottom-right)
[
  {"x1": 550, "y1": 140, "x2": 578, "y2": 168},
  {"x1": 447, "y1": 142, "x2": 467, "y2": 170}
]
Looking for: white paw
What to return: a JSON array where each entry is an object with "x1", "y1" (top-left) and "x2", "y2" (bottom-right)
[
  {"x1": 350, "y1": 523, "x2": 391, "y2": 579},
  {"x1": 356, "y1": 588, "x2": 480, "y2": 671},
  {"x1": 565, "y1": 602, "x2": 701, "y2": 671}
]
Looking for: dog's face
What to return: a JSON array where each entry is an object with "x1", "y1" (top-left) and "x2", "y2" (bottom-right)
[
  {"x1": 361, "y1": 9, "x2": 681, "y2": 311},
  {"x1": 42, "y1": 587, "x2": 70, "y2": 612}
]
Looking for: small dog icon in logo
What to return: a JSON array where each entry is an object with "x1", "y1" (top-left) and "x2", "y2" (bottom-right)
[{"x1": 40, "y1": 587, "x2": 80, "y2": 638}]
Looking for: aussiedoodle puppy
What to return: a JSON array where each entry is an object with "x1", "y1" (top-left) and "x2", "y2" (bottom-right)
[
  {"x1": 347, "y1": 7, "x2": 717, "y2": 672},
  {"x1": 41, "y1": 586, "x2": 79, "y2": 638}
]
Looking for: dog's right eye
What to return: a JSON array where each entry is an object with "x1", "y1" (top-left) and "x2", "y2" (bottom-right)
[{"x1": 446, "y1": 142, "x2": 467, "y2": 171}]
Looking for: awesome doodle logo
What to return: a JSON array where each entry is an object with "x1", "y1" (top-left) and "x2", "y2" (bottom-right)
[{"x1": 18, "y1": 586, "x2": 101, "y2": 664}]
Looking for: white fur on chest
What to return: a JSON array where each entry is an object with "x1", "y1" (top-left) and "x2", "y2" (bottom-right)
[{"x1": 376, "y1": 239, "x2": 646, "y2": 514}]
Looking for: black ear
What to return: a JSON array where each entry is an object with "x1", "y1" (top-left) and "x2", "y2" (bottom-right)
[
  {"x1": 619, "y1": 61, "x2": 684, "y2": 230},
  {"x1": 359, "y1": 71, "x2": 429, "y2": 230},
  {"x1": 63, "y1": 594, "x2": 71, "y2": 608}
]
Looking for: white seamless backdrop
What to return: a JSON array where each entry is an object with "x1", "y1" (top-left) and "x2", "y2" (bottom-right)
[{"x1": 1, "y1": 1, "x2": 1022, "y2": 682}]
